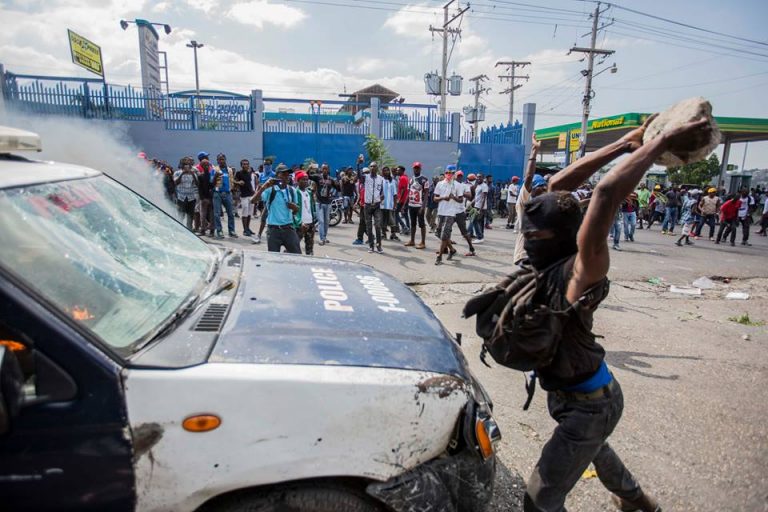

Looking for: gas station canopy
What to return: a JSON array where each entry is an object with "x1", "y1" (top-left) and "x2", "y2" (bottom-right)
[{"x1": 534, "y1": 113, "x2": 768, "y2": 154}]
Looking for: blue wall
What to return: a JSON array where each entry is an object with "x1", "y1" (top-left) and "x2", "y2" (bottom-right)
[
  {"x1": 458, "y1": 142, "x2": 525, "y2": 182},
  {"x1": 264, "y1": 133, "x2": 366, "y2": 171}
]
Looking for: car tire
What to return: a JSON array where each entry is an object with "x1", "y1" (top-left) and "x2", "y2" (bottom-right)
[{"x1": 205, "y1": 484, "x2": 385, "y2": 512}]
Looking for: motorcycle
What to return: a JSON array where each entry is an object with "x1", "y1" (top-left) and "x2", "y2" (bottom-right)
[{"x1": 329, "y1": 197, "x2": 344, "y2": 227}]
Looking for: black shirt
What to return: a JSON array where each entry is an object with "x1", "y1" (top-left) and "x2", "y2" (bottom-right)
[{"x1": 235, "y1": 170, "x2": 255, "y2": 197}]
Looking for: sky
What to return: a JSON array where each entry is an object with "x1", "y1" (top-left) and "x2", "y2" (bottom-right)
[{"x1": 1, "y1": 0, "x2": 767, "y2": 168}]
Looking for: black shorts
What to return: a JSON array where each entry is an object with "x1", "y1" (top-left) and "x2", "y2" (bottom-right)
[
  {"x1": 436, "y1": 215, "x2": 455, "y2": 241},
  {"x1": 408, "y1": 205, "x2": 426, "y2": 228},
  {"x1": 454, "y1": 211, "x2": 469, "y2": 237}
]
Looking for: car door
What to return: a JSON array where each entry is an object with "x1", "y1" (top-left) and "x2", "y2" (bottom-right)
[{"x1": 0, "y1": 274, "x2": 135, "y2": 511}]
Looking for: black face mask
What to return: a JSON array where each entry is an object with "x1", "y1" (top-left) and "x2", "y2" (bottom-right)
[{"x1": 522, "y1": 192, "x2": 581, "y2": 270}]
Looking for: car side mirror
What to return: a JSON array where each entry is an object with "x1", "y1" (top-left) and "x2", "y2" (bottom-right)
[{"x1": 0, "y1": 346, "x2": 24, "y2": 435}]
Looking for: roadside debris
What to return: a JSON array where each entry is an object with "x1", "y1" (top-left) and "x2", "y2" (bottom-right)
[
  {"x1": 669, "y1": 285, "x2": 701, "y2": 296},
  {"x1": 725, "y1": 292, "x2": 750, "y2": 300},
  {"x1": 647, "y1": 277, "x2": 666, "y2": 286},
  {"x1": 692, "y1": 277, "x2": 715, "y2": 290}
]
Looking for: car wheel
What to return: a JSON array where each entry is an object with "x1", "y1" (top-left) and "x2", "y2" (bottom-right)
[{"x1": 205, "y1": 484, "x2": 385, "y2": 512}]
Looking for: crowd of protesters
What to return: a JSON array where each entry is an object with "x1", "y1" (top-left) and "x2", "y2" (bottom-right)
[{"x1": 147, "y1": 151, "x2": 767, "y2": 260}]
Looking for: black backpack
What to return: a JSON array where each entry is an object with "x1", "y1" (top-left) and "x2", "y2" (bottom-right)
[{"x1": 463, "y1": 258, "x2": 608, "y2": 372}]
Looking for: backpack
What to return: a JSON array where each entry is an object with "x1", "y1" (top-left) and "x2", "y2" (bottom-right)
[{"x1": 463, "y1": 258, "x2": 608, "y2": 372}]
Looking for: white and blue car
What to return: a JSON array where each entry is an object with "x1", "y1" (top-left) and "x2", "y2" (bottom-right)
[{"x1": 0, "y1": 126, "x2": 500, "y2": 511}]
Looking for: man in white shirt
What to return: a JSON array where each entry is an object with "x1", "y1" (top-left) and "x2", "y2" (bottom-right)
[
  {"x1": 737, "y1": 187, "x2": 755, "y2": 246},
  {"x1": 294, "y1": 171, "x2": 316, "y2": 255},
  {"x1": 363, "y1": 165, "x2": 385, "y2": 253},
  {"x1": 433, "y1": 167, "x2": 458, "y2": 265},
  {"x1": 472, "y1": 175, "x2": 489, "y2": 242},
  {"x1": 506, "y1": 176, "x2": 520, "y2": 229}
]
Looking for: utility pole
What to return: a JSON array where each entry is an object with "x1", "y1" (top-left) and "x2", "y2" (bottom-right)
[
  {"x1": 186, "y1": 40, "x2": 204, "y2": 97},
  {"x1": 496, "y1": 61, "x2": 530, "y2": 125},
  {"x1": 569, "y1": 2, "x2": 613, "y2": 158},
  {"x1": 468, "y1": 74, "x2": 489, "y2": 142},
  {"x1": 429, "y1": 0, "x2": 469, "y2": 119}
]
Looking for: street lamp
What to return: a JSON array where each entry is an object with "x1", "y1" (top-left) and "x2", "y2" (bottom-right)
[
  {"x1": 186, "y1": 40, "x2": 204, "y2": 97},
  {"x1": 120, "y1": 19, "x2": 172, "y2": 34}
]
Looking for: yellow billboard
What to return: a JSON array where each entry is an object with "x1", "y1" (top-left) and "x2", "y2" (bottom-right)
[{"x1": 67, "y1": 29, "x2": 103, "y2": 77}]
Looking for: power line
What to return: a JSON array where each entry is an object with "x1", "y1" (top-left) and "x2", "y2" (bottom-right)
[{"x1": 606, "y1": 70, "x2": 768, "y2": 91}]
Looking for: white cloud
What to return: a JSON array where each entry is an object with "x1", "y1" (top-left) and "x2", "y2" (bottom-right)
[
  {"x1": 152, "y1": 2, "x2": 170, "y2": 12},
  {"x1": 184, "y1": 0, "x2": 219, "y2": 14},
  {"x1": 347, "y1": 57, "x2": 405, "y2": 75},
  {"x1": 227, "y1": 1, "x2": 307, "y2": 30},
  {"x1": 383, "y1": 3, "x2": 440, "y2": 40}
]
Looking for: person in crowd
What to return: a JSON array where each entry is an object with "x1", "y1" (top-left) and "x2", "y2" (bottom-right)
[
  {"x1": 736, "y1": 187, "x2": 755, "y2": 246},
  {"x1": 506, "y1": 176, "x2": 520, "y2": 230},
  {"x1": 404, "y1": 162, "x2": 429, "y2": 249},
  {"x1": 675, "y1": 189, "x2": 697, "y2": 247},
  {"x1": 253, "y1": 158, "x2": 276, "y2": 244},
  {"x1": 452, "y1": 170, "x2": 476, "y2": 257},
  {"x1": 647, "y1": 184, "x2": 666, "y2": 230},
  {"x1": 396, "y1": 165, "x2": 412, "y2": 236},
  {"x1": 695, "y1": 187, "x2": 720, "y2": 240},
  {"x1": 381, "y1": 166, "x2": 400, "y2": 241},
  {"x1": 661, "y1": 185, "x2": 680, "y2": 235},
  {"x1": 251, "y1": 164, "x2": 301, "y2": 254},
  {"x1": 499, "y1": 182, "x2": 508, "y2": 217},
  {"x1": 363, "y1": 164, "x2": 384, "y2": 253},
  {"x1": 173, "y1": 156, "x2": 198, "y2": 231},
  {"x1": 353, "y1": 168, "x2": 369, "y2": 246},
  {"x1": 316, "y1": 163, "x2": 338, "y2": 246},
  {"x1": 715, "y1": 193, "x2": 741, "y2": 246},
  {"x1": 756, "y1": 193, "x2": 768, "y2": 236},
  {"x1": 611, "y1": 207, "x2": 623, "y2": 251},
  {"x1": 484, "y1": 175, "x2": 496, "y2": 230},
  {"x1": 636, "y1": 182, "x2": 650, "y2": 229},
  {"x1": 341, "y1": 168, "x2": 357, "y2": 224},
  {"x1": 433, "y1": 167, "x2": 458, "y2": 265},
  {"x1": 621, "y1": 192, "x2": 638, "y2": 242},
  {"x1": 294, "y1": 171, "x2": 317, "y2": 255},
  {"x1": 471, "y1": 174, "x2": 490, "y2": 243},
  {"x1": 162, "y1": 164, "x2": 176, "y2": 202},
  {"x1": 518, "y1": 114, "x2": 709, "y2": 512},
  {"x1": 212, "y1": 153, "x2": 238, "y2": 238},
  {"x1": 235, "y1": 159, "x2": 256, "y2": 236},
  {"x1": 426, "y1": 175, "x2": 440, "y2": 232},
  {"x1": 355, "y1": 153, "x2": 365, "y2": 178},
  {"x1": 196, "y1": 158, "x2": 214, "y2": 236}
]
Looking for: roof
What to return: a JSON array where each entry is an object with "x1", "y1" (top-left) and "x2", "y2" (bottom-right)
[
  {"x1": 0, "y1": 156, "x2": 100, "y2": 189},
  {"x1": 338, "y1": 83, "x2": 400, "y2": 114},
  {"x1": 534, "y1": 113, "x2": 768, "y2": 153}
]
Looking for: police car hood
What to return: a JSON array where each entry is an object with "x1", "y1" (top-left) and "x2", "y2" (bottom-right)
[{"x1": 209, "y1": 251, "x2": 469, "y2": 377}]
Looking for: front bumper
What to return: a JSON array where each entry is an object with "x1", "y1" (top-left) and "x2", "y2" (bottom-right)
[{"x1": 366, "y1": 447, "x2": 496, "y2": 512}]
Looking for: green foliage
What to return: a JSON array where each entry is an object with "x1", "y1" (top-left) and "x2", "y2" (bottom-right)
[
  {"x1": 667, "y1": 154, "x2": 720, "y2": 187},
  {"x1": 728, "y1": 313, "x2": 764, "y2": 326},
  {"x1": 364, "y1": 134, "x2": 397, "y2": 168}
]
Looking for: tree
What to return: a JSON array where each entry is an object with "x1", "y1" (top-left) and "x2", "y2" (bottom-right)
[
  {"x1": 667, "y1": 154, "x2": 720, "y2": 187},
  {"x1": 363, "y1": 134, "x2": 397, "y2": 168}
]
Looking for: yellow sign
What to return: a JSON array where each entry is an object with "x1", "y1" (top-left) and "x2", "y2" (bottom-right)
[
  {"x1": 591, "y1": 116, "x2": 624, "y2": 130},
  {"x1": 558, "y1": 131, "x2": 581, "y2": 151},
  {"x1": 67, "y1": 29, "x2": 103, "y2": 77}
]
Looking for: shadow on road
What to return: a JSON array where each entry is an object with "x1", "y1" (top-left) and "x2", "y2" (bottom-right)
[{"x1": 605, "y1": 351, "x2": 701, "y2": 380}]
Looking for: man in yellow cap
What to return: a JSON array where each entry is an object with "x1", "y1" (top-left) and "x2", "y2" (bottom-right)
[
  {"x1": 696, "y1": 187, "x2": 721, "y2": 240},
  {"x1": 647, "y1": 184, "x2": 666, "y2": 229}
]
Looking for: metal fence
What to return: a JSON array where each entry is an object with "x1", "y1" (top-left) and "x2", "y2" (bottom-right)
[
  {"x1": 263, "y1": 97, "x2": 370, "y2": 135},
  {"x1": 379, "y1": 106, "x2": 452, "y2": 142},
  {"x1": 2, "y1": 72, "x2": 253, "y2": 131}
]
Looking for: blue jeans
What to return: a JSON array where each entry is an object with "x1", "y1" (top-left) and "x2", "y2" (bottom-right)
[
  {"x1": 213, "y1": 191, "x2": 235, "y2": 234},
  {"x1": 662, "y1": 206, "x2": 678, "y2": 232},
  {"x1": 622, "y1": 211, "x2": 636, "y2": 240},
  {"x1": 472, "y1": 210, "x2": 486, "y2": 240},
  {"x1": 317, "y1": 202, "x2": 331, "y2": 241},
  {"x1": 611, "y1": 218, "x2": 622, "y2": 246}
]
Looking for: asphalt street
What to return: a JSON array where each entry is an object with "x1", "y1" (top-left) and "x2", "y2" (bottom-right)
[{"x1": 216, "y1": 215, "x2": 768, "y2": 512}]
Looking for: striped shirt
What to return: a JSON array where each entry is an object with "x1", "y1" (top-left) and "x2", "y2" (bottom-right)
[
  {"x1": 382, "y1": 178, "x2": 397, "y2": 210},
  {"x1": 174, "y1": 170, "x2": 198, "y2": 201}
]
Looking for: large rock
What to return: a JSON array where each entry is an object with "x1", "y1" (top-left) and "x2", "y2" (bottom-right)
[{"x1": 642, "y1": 97, "x2": 721, "y2": 167}]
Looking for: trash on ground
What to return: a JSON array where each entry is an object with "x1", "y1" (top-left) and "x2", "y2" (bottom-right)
[
  {"x1": 581, "y1": 468, "x2": 598, "y2": 479},
  {"x1": 692, "y1": 276, "x2": 715, "y2": 289},
  {"x1": 726, "y1": 292, "x2": 750, "y2": 300},
  {"x1": 742, "y1": 334, "x2": 751, "y2": 341},
  {"x1": 710, "y1": 275, "x2": 732, "y2": 283},
  {"x1": 669, "y1": 285, "x2": 702, "y2": 296}
]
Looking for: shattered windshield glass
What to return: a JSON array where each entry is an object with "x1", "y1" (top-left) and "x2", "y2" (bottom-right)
[{"x1": 0, "y1": 174, "x2": 215, "y2": 355}]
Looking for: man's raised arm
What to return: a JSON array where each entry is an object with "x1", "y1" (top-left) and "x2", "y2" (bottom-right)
[{"x1": 566, "y1": 116, "x2": 710, "y2": 303}]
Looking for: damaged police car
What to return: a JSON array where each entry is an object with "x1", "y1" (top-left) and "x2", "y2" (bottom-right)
[{"x1": 0, "y1": 126, "x2": 500, "y2": 511}]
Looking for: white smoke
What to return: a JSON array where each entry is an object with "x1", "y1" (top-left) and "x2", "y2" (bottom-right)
[{"x1": 0, "y1": 111, "x2": 177, "y2": 216}]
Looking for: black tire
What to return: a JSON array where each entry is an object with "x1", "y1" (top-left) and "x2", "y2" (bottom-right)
[
  {"x1": 329, "y1": 209, "x2": 342, "y2": 227},
  {"x1": 205, "y1": 484, "x2": 384, "y2": 512}
]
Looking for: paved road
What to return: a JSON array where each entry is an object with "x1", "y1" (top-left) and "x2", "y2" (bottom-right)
[{"x1": 217, "y1": 216, "x2": 768, "y2": 512}]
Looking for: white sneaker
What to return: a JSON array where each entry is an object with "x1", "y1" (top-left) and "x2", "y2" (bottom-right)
[
  {"x1": 252, "y1": 234, "x2": 261, "y2": 244},
  {"x1": 473, "y1": 238, "x2": 484, "y2": 244}
]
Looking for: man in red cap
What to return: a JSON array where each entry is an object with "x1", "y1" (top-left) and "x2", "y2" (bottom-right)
[{"x1": 506, "y1": 175, "x2": 521, "y2": 229}]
